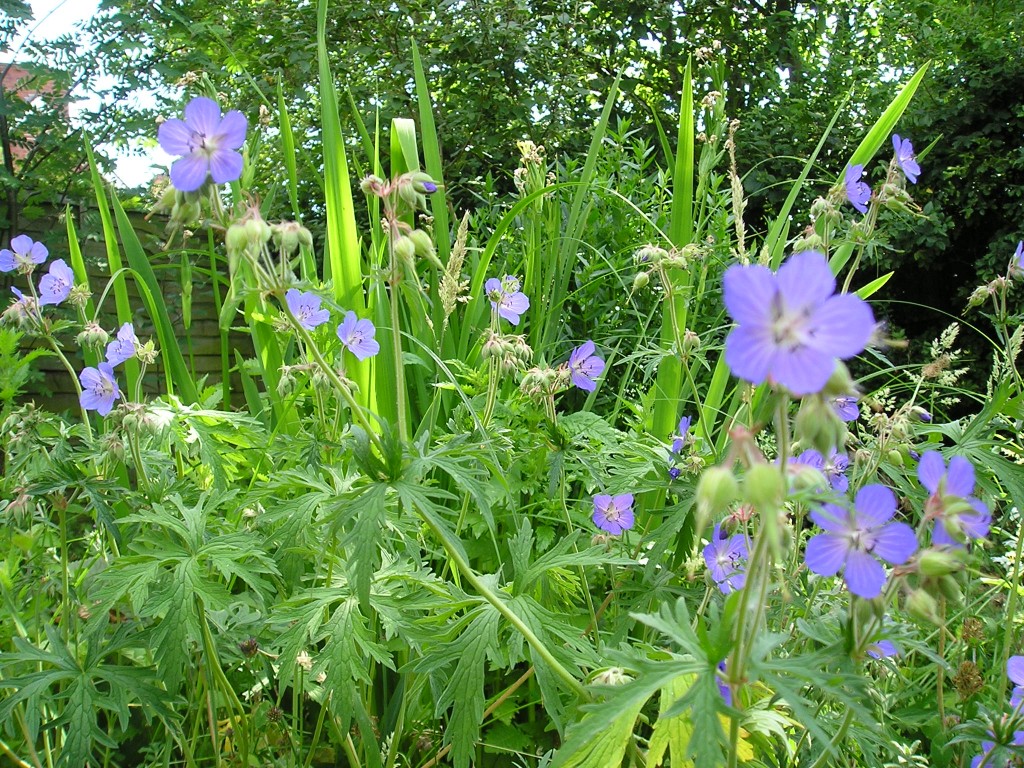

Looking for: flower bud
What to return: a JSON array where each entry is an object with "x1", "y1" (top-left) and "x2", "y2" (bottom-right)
[
  {"x1": 360, "y1": 175, "x2": 386, "y2": 196},
  {"x1": 682, "y1": 329, "x2": 701, "y2": 354},
  {"x1": 696, "y1": 466, "x2": 741, "y2": 520},
  {"x1": 392, "y1": 235, "x2": 416, "y2": 268},
  {"x1": 68, "y1": 284, "x2": 91, "y2": 310},
  {"x1": 408, "y1": 229, "x2": 444, "y2": 270},
  {"x1": 635, "y1": 245, "x2": 668, "y2": 265},
  {"x1": 918, "y1": 548, "x2": 966, "y2": 577},
  {"x1": 742, "y1": 463, "x2": 784, "y2": 511},
  {"x1": 936, "y1": 574, "x2": 963, "y2": 605},
  {"x1": 76, "y1": 322, "x2": 109, "y2": 349},
  {"x1": 226, "y1": 222, "x2": 249, "y2": 258},
  {"x1": 906, "y1": 588, "x2": 940, "y2": 624},
  {"x1": 795, "y1": 395, "x2": 846, "y2": 455},
  {"x1": 410, "y1": 172, "x2": 439, "y2": 195},
  {"x1": 631, "y1": 271, "x2": 650, "y2": 293},
  {"x1": 272, "y1": 221, "x2": 303, "y2": 255},
  {"x1": 886, "y1": 449, "x2": 905, "y2": 468},
  {"x1": 966, "y1": 285, "x2": 990, "y2": 309}
]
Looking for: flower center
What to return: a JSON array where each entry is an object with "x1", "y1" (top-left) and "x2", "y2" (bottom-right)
[{"x1": 770, "y1": 298, "x2": 810, "y2": 350}]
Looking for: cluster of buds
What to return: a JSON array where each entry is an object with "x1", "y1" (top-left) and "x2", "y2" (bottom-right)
[
  {"x1": 390, "y1": 226, "x2": 444, "y2": 273},
  {"x1": 151, "y1": 180, "x2": 206, "y2": 228},
  {"x1": 360, "y1": 171, "x2": 440, "y2": 213},
  {"x1": 225, "y1": 206, "x2": 272, "y2": 267},
  {"x1": 271, "y1": 221, "x2": 313, "y2": 256},
  {"x1": 481, "y1": 329, "x2": 533, "y2": 374},
  {"x1": 520, "y1": 366, "x2": 562, "y2": 401}
]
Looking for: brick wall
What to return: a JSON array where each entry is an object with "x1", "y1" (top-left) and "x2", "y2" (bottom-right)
[{"x1": 2, "y1": 204, "x2": 254, "y2": 411}]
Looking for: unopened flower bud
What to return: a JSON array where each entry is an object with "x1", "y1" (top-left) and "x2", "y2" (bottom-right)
[
  {"x1": 137, "y1": 340, "x2": 158, "y2": 365},
  {"x1": 76, "y1": 322, "x2": 109, "y2": 349},
  {"x1": 906, "y1": 588, "x2": 940, "y2": 624},
  {"x1": 360, "y1": 175, "x2": 386, "y2": 196},
  {"x1": 392, "y1": 235, "x2": 416, "y2": 267},
  {"x1": 272, "y1": 221, "x2": 305, "y2": 255},
  {"x1": 682, "y1": 329, "x2": 701, "y2": 354},
  {"x1": 886, "y1": 449, "x2": 905, "y2": 468},
  {"x1": 795, "y1": 395, "x2": 846, "y2": 455},
  {"x1": 631, "y1": 271, "x2": 651, "y2": 293},
  {"x1": 226, "y1": 222, "x2": 249, "y2": 258},
  {"x1": 966, "y1": 285, "x2": 990, "y2": 309},
  {"x1": 936, "y1": 574, "x2": 963, "y2": 605},
  {"x1": 635, "y1": 245, "x2": 668, "y2": 265},
  {"x1": 696, "y1": 466, "x2": 741, "y2": 522},
  {"x1": 918, "y1": 548, "x2": 966, "y2": 577},
  {"x1": 410, "y1": 172, "x2": 439, "y2": 194},
  {"x1": 743, "y1": 463, "x2": 785, "y2": 510},
  {"x1": 408, "y1": 229, "x2": 444, "y2": 270}
]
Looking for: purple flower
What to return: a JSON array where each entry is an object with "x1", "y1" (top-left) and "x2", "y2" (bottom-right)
[
  {"x1": 567, "y1": 340, "x2": 605, "y2": 392},
  {"x1": 0, "y1": 234, "x2": 48, "y2": 272},
  {"x1": 792, "y1": 448, "x2": 849, "y2": 492},
  {"x1": 716, "y1": 661, "x2": 732, "y2": 706},
  {"x1": 892, "y1": 134, "x2": 920, "y2": 184},
  {"x1": 1010, "y1": 241, "x2": 1024, "y2": 279},
  {"x1": 671, "y1": 415, "x2": 692, "y2": 453},
  {"x1": 105, "y1": 323, "x2": 139, "y2": 366},
  {"x1": 722, "y1": 250, "x2": 875, "y2": 396},
  {"x1": 971, "y1": 732, "x2": 1024, "y2": 768},
  {"x1": 158, "y1": 97, "x2": 247, "y2": 192},
  {"x1": 844, "y1": 164, "x2": 871, "y2": 214},
  {"x1": 917, "y1": 451, "x2": 991, "y2": 547},
  {"x1": 38, "y1": 259, "x2": 74, "y2": 306},
  {"x1": 422, "y1": 181, "x2": 438, "y2": 193},
  {"x1": 830, "y1": 395, "x2": 859, "y2": 422},
  {"x1": 668, "y1": 467, "x2": 682, "y2": 480},
  {"x1": 285, "y1": 289, "x2": 331, "y2": 330},
  {"x1": 1008, "y1": 656, "x2": 1024, "y2": 709},
  {"x1": 336, "y1": 311, "x2": 380, "y2": 361},
  {"x1": 592, "y1": 493, "x2": 634, "y2": 535},
  {"x1": 866, "y1": 639, "x2": 899, "y2": 660},
  {"x1": 805, "y1": 485, "x2": 917, "y2": 599},
  {"x1": 485, "y1": 275, "x2": 530, "y2": 326},
  {"x1": 79, "y1": 362, "x2": 120, "y2": 416},
  {"x1": 703, "y1": 524, "x2": 748, "y2": 594}
]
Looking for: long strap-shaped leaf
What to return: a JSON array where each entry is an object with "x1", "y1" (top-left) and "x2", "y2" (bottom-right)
[
  {"x1": 110, "y1": 194, "x2": 198, "y2": 404},
  {"x1": 317, "y1": 0, "x2": 370, "y2": 408}
]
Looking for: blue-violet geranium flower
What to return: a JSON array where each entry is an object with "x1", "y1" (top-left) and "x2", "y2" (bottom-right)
[
  {"x1": 0, "y1": 234, "x2": 48, "y2": 273},
  {"x1": 592, "y1": 493, "x2": 634, "y2": 535},
  {"x1": 485, "y1": 275, "x2": 530, "y2": 326},
  {"x1": 722, "y1": 250, "x2": 875, "y2": 396},
  {"x1": 567, "y1": 340, "x2": 605, "y2": 392},
  {"x1": 844, "y1": 164, "x2": 871, "y2": 214},
  {"x1": 285, "y1": 289, "x2": 331, "y2": 331},
  {"x1": 38, "y1": 259, "x2": 74, "y2": 306},
  {"x1": 892, "y1": 134, "x2": 920, "y2": 184},
  {"x1": 79, "y1": 362, "x2": 121, "y2": 416},
  {"x1": 336, "y1": 312, "x2": 380, "y2": 361},
  {"x1": 106, "y1": 323, "x2": 140, "y2": 367},
  {"x1": 918, "y1": 451, "x2": 990, "y2": 547},
  {"x1": 805, "y1": 484, "x2": 918, "y2": 598},
  {"x1": 703, "y1": 524, "x2": 749, "y2": 594},
  {"x1": 158, "y1": 96, "x2": 247, "y2": 192}
]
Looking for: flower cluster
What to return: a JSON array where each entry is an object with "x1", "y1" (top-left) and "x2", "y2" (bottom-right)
[
  {"x1": 281, "y1": 289, "x2": 380, "y2": 361},
  {"x1": 79, "y1": 322, "x2": 144, "y2": 416},
  {"x1": 1, "y1": 235, "x2": 76, "y2": 317}
]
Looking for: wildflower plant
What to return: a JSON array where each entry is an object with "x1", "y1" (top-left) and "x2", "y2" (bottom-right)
[{"x1": 2, "y1": 43, "x2": 1022, "y2": 768}]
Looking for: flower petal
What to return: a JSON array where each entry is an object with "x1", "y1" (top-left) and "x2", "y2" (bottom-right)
[
  {"x1": 843, "y1": 550, "x2": 886, "y2": 598},
  {"x1": 722, "y1": 263, "x2": 776, "y2": 325},
  {"x1": 769, "y1": 343, "x2": 834, "y2": 396},
  {"x1": 216, "y1": 110, "x2": 248, "y2": 149},
  {"x1": 854, "y1": 484, "x2": 897, "y2": 527},
  {"x1": 184, "y1": 96, "x2": 223, "y2": 136},
  {"x1": 170, "y1": 154, "x2": 210, "y2": 192},
  {"x1": 917, "y1": 451, "x2": 945, "y2": 494},
  {"x1": 871, "y1": 522, "x2": 917, "y2": 565},
  {"x1": 945, "y1": 455, "x2": 975, "y2": 498},
  {"x1": 805, "y1": 532, "x2": 848, "y2": 577},
  {"x1": 1008, "y1": 656, "x2": 1024, "y2": 687},
  {"x1": 810, "y1": 503, "x2": 849, "y2": 533},
  {"x1": 208, "y1": 148, "x2": 243, "y2": 185},
  {"x1": 777, "y1": 250, "x2": 835, "y2": 311},
  {"x1": 158, "y1": 118, "x2": 194, "y2": 155},
  {"x1": 807, "y1": 293, "x2": 874, "y2": 359},
  {"x1": 724, "y1": 325, "x2": 775, "y2": 385}
]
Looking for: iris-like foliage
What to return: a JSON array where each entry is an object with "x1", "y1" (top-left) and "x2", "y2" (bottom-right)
[
  {"x1": 285, "y1": 289, "x2": 331, "y2": 330},
  {"x1": 79, "y1": 362, "x2": 120, "y2": 416},
  {"x1": 592, "y1": 493, "x2": 634, "y2": 534},
  {"x1": 485, "y1": 275, "x2": 530, "y2": 325},
  {"x1": 336, "y1": 312, "x2": 380, "y2": 361},
  {"x1": 892, "y1": 134, "x2": 921, "y2": 184},
  {"x1": 0, "y1": 234, "x2": 48, "y2": 272},
  {"x1": 567, "y1": 340, "x2": 605, "y2": 392},
  {"x1": 105, "y1": 323, "x2": 139, "y2": 366},
  {"x1": 917, "y1": 451, "x2": 991, "y2": 547},
  {"x1": 703, "y1": 524, "x2": 748, "y2": 593},
  {"x1": 844, "y1": 164, "x2": 871, "y2": 214},
  {"x1": 158, "y1": 96, "x2": 247, "y2": 192},
  {"x1": 722, "y1": 250, "x2": 875, "y2": 396},
  {"x1": 38, "y1": 259, "x2": 74, "y2": 306},
  {"x1": 805, "y1": 485, "x2": 917, "y2": 598}
]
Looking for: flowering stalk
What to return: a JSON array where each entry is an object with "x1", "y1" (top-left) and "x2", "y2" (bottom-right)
[{"x1": 386, "y1": 223, "x2": 409, "y2": 443}]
